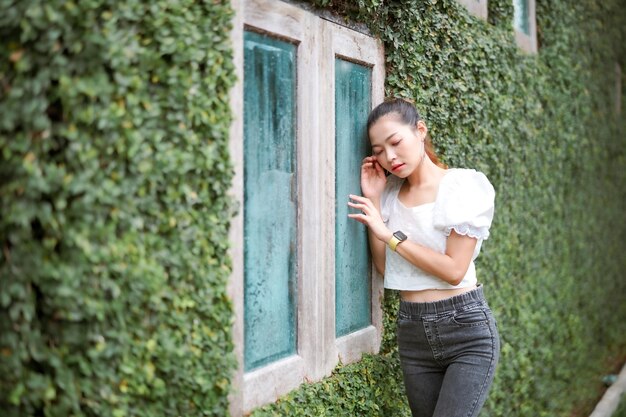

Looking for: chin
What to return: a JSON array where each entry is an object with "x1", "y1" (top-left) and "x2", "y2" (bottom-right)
[{"x1": 392, "y1": 166, "x2": 413, "y2": 178}]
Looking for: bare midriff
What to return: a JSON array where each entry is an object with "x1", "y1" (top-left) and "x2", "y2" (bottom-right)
[{"x1": 400, "y1": 285, "x2": 477, "y2": 303}]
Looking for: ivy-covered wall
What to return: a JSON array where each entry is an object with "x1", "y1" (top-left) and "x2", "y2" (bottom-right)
[
  {"x1": 1, "y1": 0, "x2": 625, "y2": 417},
  {"x1": 251, "y1": 0, "x2": 626, "y2": 416},
  {"x1": 0, "y1": 1, "x2": 236, "y2": 416}
]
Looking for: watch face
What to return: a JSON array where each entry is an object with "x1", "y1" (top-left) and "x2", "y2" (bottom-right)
[{"x1": 393, "y1": 231, "x2": 407, "y2": 241}]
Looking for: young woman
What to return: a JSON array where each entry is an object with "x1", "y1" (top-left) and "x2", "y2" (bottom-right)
[{"x1": 347, "y1": 98, "x2": 499, "y2": 417}]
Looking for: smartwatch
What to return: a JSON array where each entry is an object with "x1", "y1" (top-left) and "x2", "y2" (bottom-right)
[{"x1": 388, "y1": 230, "x2": 407, "y2": 251}]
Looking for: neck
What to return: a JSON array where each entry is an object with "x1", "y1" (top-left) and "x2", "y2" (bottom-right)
[{"x1": 405, "y1": 156, "x2": 445, "y2": 187}]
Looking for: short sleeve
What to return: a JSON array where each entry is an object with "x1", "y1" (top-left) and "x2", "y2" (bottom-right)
[{"x1": 433, "y1": 169, "x2": 495, "y2": 240}]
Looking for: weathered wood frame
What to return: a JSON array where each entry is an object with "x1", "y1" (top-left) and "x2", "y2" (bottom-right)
[
  {"x1": 228, "y1": 0, "x2": 385, "y2": 415},
  {"x1": 323, "y1": 21, "x2": 385, "y2": 366},
  {"x1": 514, "y1": 0, "x2": 538, "y2": 54}
]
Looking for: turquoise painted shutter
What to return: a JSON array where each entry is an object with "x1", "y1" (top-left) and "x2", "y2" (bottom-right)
[
  {"x1": 334, "y1": 59, "x2": 372, "y2": 337},
  {"x1": 243, "y1": 31, "x2": 297, "y2": 371},
  {"x1": 514, "y1": 0, "x2": 530, "y2": 35}
]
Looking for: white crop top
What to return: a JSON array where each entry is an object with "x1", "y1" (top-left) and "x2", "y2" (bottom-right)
[{"x1": 380, "y1": 168, "x2": 495, "y2": 291}]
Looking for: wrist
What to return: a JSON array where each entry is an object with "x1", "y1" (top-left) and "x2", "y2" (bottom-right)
[
  {"x1": 364, "y1": 195, "x2": 381, "y2": 206},
  {"x1": 379, "y1": 230, "x2": 393, "y2": 244},
  {"x1": 386, "y1": 230, "x2": 408, "y2": 251}
]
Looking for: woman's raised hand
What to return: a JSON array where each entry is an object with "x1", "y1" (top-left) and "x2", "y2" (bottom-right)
[
  {"x1": 347, "y1": 194, "x2": 392, "y2": 243},
  {"x1": 360, "y1": 156, "x2": 386, "y2": 199}
]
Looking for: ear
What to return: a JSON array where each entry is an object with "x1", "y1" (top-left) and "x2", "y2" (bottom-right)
[{"x1": 415, "y1": 120, "x2": 428, "y2": 140}]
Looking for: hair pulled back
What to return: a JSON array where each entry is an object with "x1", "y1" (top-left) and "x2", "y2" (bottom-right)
[{"x1": 366, "y1": 98, "x2": 447, "y2": 169}]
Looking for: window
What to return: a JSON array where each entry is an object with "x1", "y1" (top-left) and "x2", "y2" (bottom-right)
[
  {"x1": 335, "y1": 58, "x2": 372, "y2": 339},
  {"x1": 513, "y1": 0, "x2": 538, "y2": 53},
  {"x1": 456, "y1": 0, "x2": 488, "y2": 20},
  {"x1": 243, "y1": 31, "x2": 298, "y2": 372},
  {"x1": 228, "y1": 0, "x2": 385, "y2": 415}
]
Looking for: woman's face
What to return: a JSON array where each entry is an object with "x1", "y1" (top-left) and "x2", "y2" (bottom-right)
[{"x1": 368, "y1": 115, "x2": 427, "y2": 178}]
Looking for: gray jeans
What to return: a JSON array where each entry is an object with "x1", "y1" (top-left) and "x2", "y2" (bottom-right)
[{"x1": 397, "y1": 285, "x2": 500, "y2": 417}]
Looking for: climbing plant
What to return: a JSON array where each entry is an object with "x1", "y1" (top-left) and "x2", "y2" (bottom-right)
[
  {"x1": 0, "y1": 0, "x2": 236, "y2": 416},
  {"x1": 1, "y1": 0, "x2": 624, "y2": 416},
  {"x1": 251, "y1": 0, "x2": 626, "y2": 416}
]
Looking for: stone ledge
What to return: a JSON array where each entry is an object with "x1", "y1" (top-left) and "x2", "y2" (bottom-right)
[{"x1": 589, "y1": 362, "x2": 626, "y2": 417}]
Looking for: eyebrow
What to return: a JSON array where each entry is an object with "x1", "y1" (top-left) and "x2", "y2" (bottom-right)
[{"x1": 372, "y1": 131, "x2": 398, "y2": 148}]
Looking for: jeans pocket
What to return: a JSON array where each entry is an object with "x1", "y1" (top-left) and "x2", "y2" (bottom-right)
[{"x1": 451, "y1": 307, "x2": 489, "y2": 327}]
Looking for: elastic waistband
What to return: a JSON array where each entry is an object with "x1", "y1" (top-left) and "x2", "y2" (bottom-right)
[{"x1": 399, "y1": 285, "x2": 487, "y2": 316}]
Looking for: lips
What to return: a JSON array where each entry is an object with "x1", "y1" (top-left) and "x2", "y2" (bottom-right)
[{"x1": 391, "y1": 163, "x2": 405, "y2": 172}]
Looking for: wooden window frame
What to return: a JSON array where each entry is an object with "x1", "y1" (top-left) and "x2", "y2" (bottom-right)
[
  {"x1": 513, "y1": 0, "x2": 538, "y2": 54},
  {"x1": 325, "y1": 22, "x2": 385, "y2": 364},
  {"x1": 228, "y1": 0, "x2": 385, "y2": 415}
]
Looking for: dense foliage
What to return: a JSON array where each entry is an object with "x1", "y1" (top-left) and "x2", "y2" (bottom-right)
[
  {"x1": 252, "y1": 0, "x2": 626, "y2": 416},
  {"x1": 2, "y1": 0, "x2": 624, "y2": 416},
  {"x1": 0, "y1": 0, "x2": 236, "y2": 416}
]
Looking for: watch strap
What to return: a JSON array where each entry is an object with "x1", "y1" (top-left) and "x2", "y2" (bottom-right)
[{"x1": 389, "y1": 235, "x2": 401, "y2": 251}]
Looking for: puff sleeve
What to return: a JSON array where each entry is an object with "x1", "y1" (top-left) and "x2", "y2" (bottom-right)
[{"x1": 433, "y1": 169, "x2": 495, "y2": 240}]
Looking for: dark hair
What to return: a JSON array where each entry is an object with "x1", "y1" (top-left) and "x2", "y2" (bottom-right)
[
  {"x1": 366, "y1": 97, "x2": 421, "y2": 132},
  {"x1": 366, "y1": 98, "x2": 447, "y2": 169}
]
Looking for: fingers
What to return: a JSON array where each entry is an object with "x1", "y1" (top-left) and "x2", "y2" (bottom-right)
[
  {"x1": 361, "y1": 156, "x2": 379, "y2": 169},
  {"x1": 347, "y1": 201, "x2": 369, "y2": 215},
  {"x1": 347, "y1": 213, "x2": 368, "y2": 225},
  {"x1": 347, "y1": 194, "x2": 384, "y2": 231},
  {"x1": 348, "y1": 194, "x2": 371, "y2": 204},
  {"x1": 361, "y1": 156, "x2": 386, "y2": 176},
  {"x1": 348, "y1": 195, "x2": 375, "y2": 216},
  {"x1": 373, "y1": 159, "x2": 384, "y2": 174},
  {"x1": 348, "y1": 195, "x2": 377, "y2": 224}
]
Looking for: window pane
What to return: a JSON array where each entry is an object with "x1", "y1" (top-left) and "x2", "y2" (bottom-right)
[
  {"x1": 243, "y1": 31, "x2": 297, "y2": 371},
  {"x1": 513, "y1": 0, "x2": 530, "y2": 35},
  {"x1": 335, "y1": 58, "x2": 372, "y2": 337}
]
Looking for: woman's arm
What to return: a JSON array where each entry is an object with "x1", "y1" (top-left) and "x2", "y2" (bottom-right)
[
  {"x1": 356, "y1": 156, "x2": 388, "y2": 275},
  {"x1": 394, "y1": 231, "x2": 477, "y2": 285},
  {"x1": 348, "y1": 194, "x2": 477, "y2": 285},
  {"x1": 366, "y1": 197, "x2": 386, "y2": 275}
]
